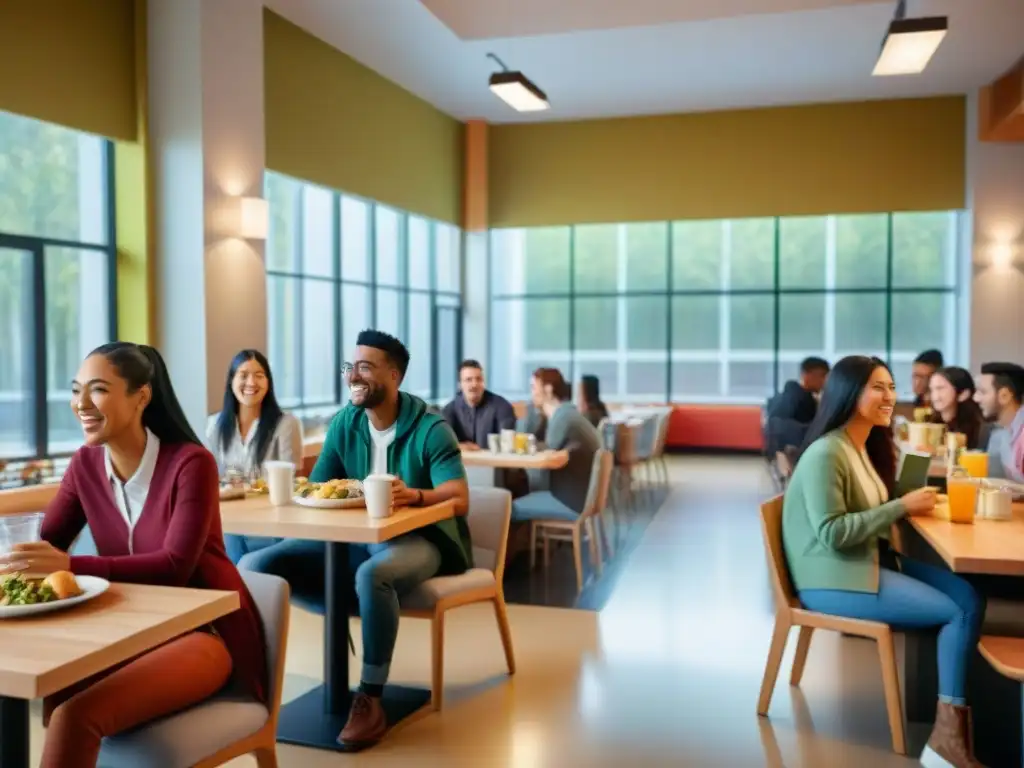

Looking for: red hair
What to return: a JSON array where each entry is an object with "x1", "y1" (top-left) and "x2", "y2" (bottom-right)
[{"x1": 532, "y1": 367, "x2": 571, "y2": 401}]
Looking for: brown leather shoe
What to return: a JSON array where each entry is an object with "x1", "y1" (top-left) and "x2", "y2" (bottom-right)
[
  {"x1": 338, "y1": 693, "x2": 388, "y2": 747},
  {"x1": 920, "y1": 701, "x2": 986, "y2": 768}
]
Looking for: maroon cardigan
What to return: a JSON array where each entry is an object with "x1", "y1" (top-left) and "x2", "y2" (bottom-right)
[{"x1": 41, "y1": 441, "x2": 268, "y2": 703}]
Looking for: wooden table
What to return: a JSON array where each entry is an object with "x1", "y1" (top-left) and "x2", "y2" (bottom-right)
[
  {"x1": 0, "y1": 584, "x2": 238, "y2": 768},
  {"x1": 221, "y1": 495, "x2": 454, "y2": 754},
  {"x1": 460, "y1": 449, "x2": 568, "y2": 470},
  {"x1": 902, "y1": 502, "x2": 1024, "y2": 765}
]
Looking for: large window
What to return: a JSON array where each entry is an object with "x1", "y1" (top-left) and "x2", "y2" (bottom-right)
[
  {"x1": 0, "y1": 110, "x2": 115, "y2": 461},
  {"x1": 490, "y1": 212, "x2": 959, "y2": 403},
  {"x1": 265, "y1": 172, "x2": 462, "y2": 420}
]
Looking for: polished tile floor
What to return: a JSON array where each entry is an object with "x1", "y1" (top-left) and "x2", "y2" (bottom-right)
[{"x1": 30, "y1": 456, "x2": 924, "y2": 766}]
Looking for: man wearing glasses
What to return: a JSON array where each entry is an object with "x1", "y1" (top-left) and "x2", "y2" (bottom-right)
[{"x1": 237, "y1": 330, "x2": 470, "y2": 748}]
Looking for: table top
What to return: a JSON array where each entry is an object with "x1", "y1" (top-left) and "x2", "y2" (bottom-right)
[
  {"x1": 220, "y1": 495, "x2": 455, "y2": 543},
  {"x1": 909, "y1": 501, "x2": 1024, "y2": 576},
  {"x1": 460, "y1": 449, "x2": 569, "y2": 470},
  {"x1": 0, "y1": 583, "x2": 238, "y2": 699}
]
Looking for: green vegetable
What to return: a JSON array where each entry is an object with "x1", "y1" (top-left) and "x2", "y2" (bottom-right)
[{"x1": 0, "y1": 575, "x2": 58, "y2": 606}]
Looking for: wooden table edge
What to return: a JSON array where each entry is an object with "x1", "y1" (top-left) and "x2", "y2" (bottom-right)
[
  {"x1": 908, "y1": 517, "x2": 1024, "y2": 576},
  {"x1": 2, "y1": 588, "x2": 240, "y2": 700}
]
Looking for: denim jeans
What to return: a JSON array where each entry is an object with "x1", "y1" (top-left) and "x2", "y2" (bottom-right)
[
  {"x1": 799, "y1": 556, "x2": 984, "y2": 704},
  {"x1": 223, "y1": 534, "x2": 281, "y2": 565},
  {"x1": 237, "y1": 535, "x2": 441, "y2": 686}
]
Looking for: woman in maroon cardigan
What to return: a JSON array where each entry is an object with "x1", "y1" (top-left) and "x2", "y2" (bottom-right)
[{"x1": 0, "y1": 343, "x2": 267, "y2": 768}]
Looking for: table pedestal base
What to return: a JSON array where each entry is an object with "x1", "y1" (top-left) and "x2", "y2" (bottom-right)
[
  {"x1": 0, "y1": 696, "x2": 29, "y2": 768},
  {"x1": 277, "y1": 683, "x2": 431, "y2": 752}
]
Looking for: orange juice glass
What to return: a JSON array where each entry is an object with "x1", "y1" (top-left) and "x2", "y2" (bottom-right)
[
  {"x1": 946, "y1": 477, "x2": 979, "y2": 524},
  {"x1": 958, "y1": 450, "x2": 989, "y2": 478},
  {"x1": 513, "y1": 433, "x2": 529, "y2": 454}
]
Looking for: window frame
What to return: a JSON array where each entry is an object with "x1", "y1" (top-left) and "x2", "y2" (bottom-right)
[
  {"x1": 488, "y1": 212, "x2": 961, "y2": 404},
  {"x1": 0, "y1": 140, "x2": 118, "y2": 461}
]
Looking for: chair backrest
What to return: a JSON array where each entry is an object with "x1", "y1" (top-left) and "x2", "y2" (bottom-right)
[
  {"x1": 240, "y1": 571, "x2": 291, "y2": 716},
  {"x1": 582, "y1": 449, "x2": 614, "y2": 518},
  {"x1": 651, "y1": 409, "x2": 672, "y2": 457},
  {"x1": 466, "y1": 487, "x2": 513, "y2": 583},
  {"x1": 759, "y1": 495, "x2": 798, "y2": 611}
]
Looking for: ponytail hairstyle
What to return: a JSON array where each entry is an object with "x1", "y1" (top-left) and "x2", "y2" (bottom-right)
[
  {"x1": 216, "y1": 349, "x2": 284, "y2": 466},
  {"x1": 89, "y1": 342, "x2": 202, "y2": 445}
]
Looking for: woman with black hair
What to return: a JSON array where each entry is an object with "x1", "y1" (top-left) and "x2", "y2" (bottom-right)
[
  {"x1": 928, "y1": 366, "x2": 988, "y2": 450},
  {"x1": 781, "y1": 355, "x2": 985, "y2": 768},
  {"x1": 0, "y1": 342, "x2": 267, "y2": 768},
  {"x1": 577, "y1": 374, "x2": 610, "y2": 428},
  {"x1": 206, "y1": 349, "x2": 302, "y2": 562}
]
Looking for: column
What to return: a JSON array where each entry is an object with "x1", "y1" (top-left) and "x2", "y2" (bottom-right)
[
  {"x1": 462, "y1": 120, "x2": 490, "y2": 366},
  {"x1": 963, "y1": 90, "x2": 1024, "y2": 369},
  {"x1": 148, "y1": 0, "x2": 267, "y2": 431}
]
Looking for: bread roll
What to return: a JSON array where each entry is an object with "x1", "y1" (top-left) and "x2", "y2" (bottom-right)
[{"x1": 43, "y1": 571, "x2": 82, "y2": 599}]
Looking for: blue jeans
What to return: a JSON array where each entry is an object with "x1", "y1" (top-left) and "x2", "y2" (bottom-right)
[
  {"x1": 223, "y1": 534, "x2": 281, "y2": 564},
  {"x1": 799, "y1": 557, "x2": 984, "y2": 705},
  {"x1": 237, "y1": 535, "x2": 442, "y2": 686}
]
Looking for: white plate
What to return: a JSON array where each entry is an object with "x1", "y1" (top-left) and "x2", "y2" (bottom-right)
[
  {"x1": 0, "y1": 575, "x2": 110, "y2": 619},
  {"x1": 292, "y1": 495, "x2": 365, "y2": 510}
]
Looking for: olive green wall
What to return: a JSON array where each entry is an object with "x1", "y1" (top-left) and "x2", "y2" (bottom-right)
[
  {"x1": 263, "y1": 10, "x2": 464, "y2": 225},
  {"x1": 488, "y1": 96, "x2": 967, "y2": 227},
  {"x1": 0, "y1": 0, "x2": 137, "y2": 141}
]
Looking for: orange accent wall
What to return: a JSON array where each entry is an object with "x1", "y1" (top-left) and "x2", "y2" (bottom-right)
[{"x1": 464, "y1": 119, "x2": 489, "y2": 231}]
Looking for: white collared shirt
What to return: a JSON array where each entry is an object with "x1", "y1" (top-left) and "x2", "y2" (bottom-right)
[{"x1": 105, "y1": 428, "x2": 161, "y2": 552}]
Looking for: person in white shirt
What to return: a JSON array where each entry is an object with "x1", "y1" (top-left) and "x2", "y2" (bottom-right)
[{"x1": 205, "y1": 349, "x2": 303, "y2": 563}]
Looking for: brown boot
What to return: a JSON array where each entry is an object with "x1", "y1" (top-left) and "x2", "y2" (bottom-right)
[
  {"x1": 920, "y1": 701, "x2": 986, "y2": 768},
  {"x1": 338, "y1": 693, "x2": 388, "y2": 747}
]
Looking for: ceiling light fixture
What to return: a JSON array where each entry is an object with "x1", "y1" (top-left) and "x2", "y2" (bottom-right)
[
  {"x1": 486, "y1": 53, "x2": 549, "y2": 112},
  {"x1": 872, "y1": 0, "x2": 948, "y2": 77}
]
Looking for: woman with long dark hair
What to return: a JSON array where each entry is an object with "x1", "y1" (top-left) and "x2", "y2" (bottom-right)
[
  {"x1": 782, "y1": 355, "x2": 984, "y2": 768},
  {"x1": 928, "y1": 366, "x2": 987, "y2": 449},
  {"x1": 206, "y1": 349, "x2": 302, "y2": 563},
  {"x1": 0, "y1": 342, "x2": 267, "y2": 768},
  {"x1": 577, "y1": 374, "x2": 610, "y2": 428}
]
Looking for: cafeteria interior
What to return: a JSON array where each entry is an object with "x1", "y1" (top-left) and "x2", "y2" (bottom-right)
[{"x1": 2, "y1": 1, "x2": 1024, "y2": 767}]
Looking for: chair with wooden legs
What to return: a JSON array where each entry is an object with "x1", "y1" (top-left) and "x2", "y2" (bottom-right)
[
  {"x1": 400, "y1": 487, "x2": 516, "y2": 710},
  {"x1": 98, "y1": 571, "x2": 291, "y2": 768},
  {"x1": 756, "y1": 495, "x2": 906, "y2": 755},
  {"x1": 529, "y1": 449, "x2": 614, "y2": 593}
]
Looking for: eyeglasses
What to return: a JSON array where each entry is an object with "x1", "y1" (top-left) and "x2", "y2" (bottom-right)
[{"x1": 341, "y1": 362, "x2": 377, "y2": 377}]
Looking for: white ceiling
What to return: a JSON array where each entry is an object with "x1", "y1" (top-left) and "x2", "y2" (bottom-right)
[{"x1": 264, "y1": 0, "x2": 1024, "y2": 123}]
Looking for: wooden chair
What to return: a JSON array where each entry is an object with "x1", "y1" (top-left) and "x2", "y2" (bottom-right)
[
  {"x1": 529, "y1": 450, "x2": 614, "y2": 593},
  {"x1": 756, "y1": 495, "x2": 906, "y2": 755},
  {"x1": 98, "y1": 571, "x2": 291, "y2": 768},
  {"x1": 400, "y1": 487, "x2": 516, "y2": 710},
  {"x1": 979, "y1": 634, "x2": 1024, "y2": 685}
]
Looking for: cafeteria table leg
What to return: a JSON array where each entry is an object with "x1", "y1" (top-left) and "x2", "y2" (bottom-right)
[
  {"x1": 275, "y1": 541, "x2": 432, "y2": 753},
  {"x1": 0, "y1": 696, "x2": 29, "y2": 768}
]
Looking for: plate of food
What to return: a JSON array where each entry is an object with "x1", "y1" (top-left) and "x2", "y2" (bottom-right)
[
  {"x1": 0, "y1": 571, "x2": 110, "y2": 619},
  {"x1": 293, "y1": 478, "x2": 365, "y2": 509}
]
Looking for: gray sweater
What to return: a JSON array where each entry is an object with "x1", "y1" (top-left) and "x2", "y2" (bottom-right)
[
  {"x1": 519, "y1": 402, "x2": 602, "y2": 514},
  {"x1": 205, "y1": 411, "x2": 304, "y2": 476}
]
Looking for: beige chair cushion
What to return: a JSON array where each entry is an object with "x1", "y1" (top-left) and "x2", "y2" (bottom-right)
[{"x1": 401, "y1": 568, "x2": 496, "y2": 611}]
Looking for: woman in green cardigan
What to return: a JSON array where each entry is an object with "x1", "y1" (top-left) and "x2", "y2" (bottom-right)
[{"x1": 783, "y1": 356, "x2": 985, "y2": 768}]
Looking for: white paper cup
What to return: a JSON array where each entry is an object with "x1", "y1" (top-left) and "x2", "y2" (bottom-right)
[
  {"x1": 264, "y1": 461, "x2": 295, "y2": 506},
  {"x1": 487, "y1": 434, "x2": 500, "y2": 453},
  {"x1": 364, "y1": 473, "x2": 395, "y2": 519},
  {"x1": 500, "y1": 429, "x2": 515, "y2": 453}
]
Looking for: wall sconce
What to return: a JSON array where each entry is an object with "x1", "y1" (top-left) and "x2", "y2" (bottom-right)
[{"x1": 227, "y1": 196, "x2": 269, "y2": 240}]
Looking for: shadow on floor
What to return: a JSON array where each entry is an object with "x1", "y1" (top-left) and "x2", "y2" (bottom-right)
[{"x1": 501, "y1": 484, "x2": 671, "y2": 611}]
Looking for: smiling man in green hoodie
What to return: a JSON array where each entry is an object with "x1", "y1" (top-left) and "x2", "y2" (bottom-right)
[{"x1": 238, "y1": 330, "x2": 470, "y2": 748}]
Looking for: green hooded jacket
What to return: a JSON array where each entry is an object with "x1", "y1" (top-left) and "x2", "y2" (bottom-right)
[{"x1": 310, "y1": 392, "x2": 473, "y2": 575}]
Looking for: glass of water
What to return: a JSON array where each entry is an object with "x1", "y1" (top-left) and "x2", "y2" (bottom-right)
[{"x1": 0, "y1": 513, "x2": 44, "y2": 555}]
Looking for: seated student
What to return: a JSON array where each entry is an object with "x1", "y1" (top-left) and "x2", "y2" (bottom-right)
[
  {"x1": 205, "y1": 349, "x2": 303, "y2": 563},
  {"x1": 237, "y1": 330, "x2": 470, "y2": 748},
  {"x1": 512, "y1": 368, "x2": 603, "y2": 522},
  {"x1": 975, "y1": 361, "x2": 1024, "y2": 482},
  {"x1": 782, "y1": 355, "x2": 983, "y2": 768},
  {"x1": 766, "y1": 357, "x2": 830, "y2": 454},
  {"x1": 442, "y1": 359, "x2": 516, "y2": 449},
  {"x1": 927, "y1": 366, "x2": 987, "y2": 450},
  {"x1": 911, "y1": 348, "x2": 945, "y2": 408},
  {"x1": 577, "y1": 374, "x2": 610, "y2": 428},
  {"x1": 0, "y1": 343, "x2": 267, "y2": 768}
]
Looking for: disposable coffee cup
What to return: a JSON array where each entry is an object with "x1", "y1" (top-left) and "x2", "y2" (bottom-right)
[
  {"x1": 487, "y1": 434, "x2": 501, "y2": 453},
  {"x1": 364, "y1": 473, "x2": 395, "y2": 519},
  {"x1": 264, "y1": 461, "x2": 295, "y2": 506},
  {"x1": 500, "y1": 429, "x2": 515, "y2": 453}
]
